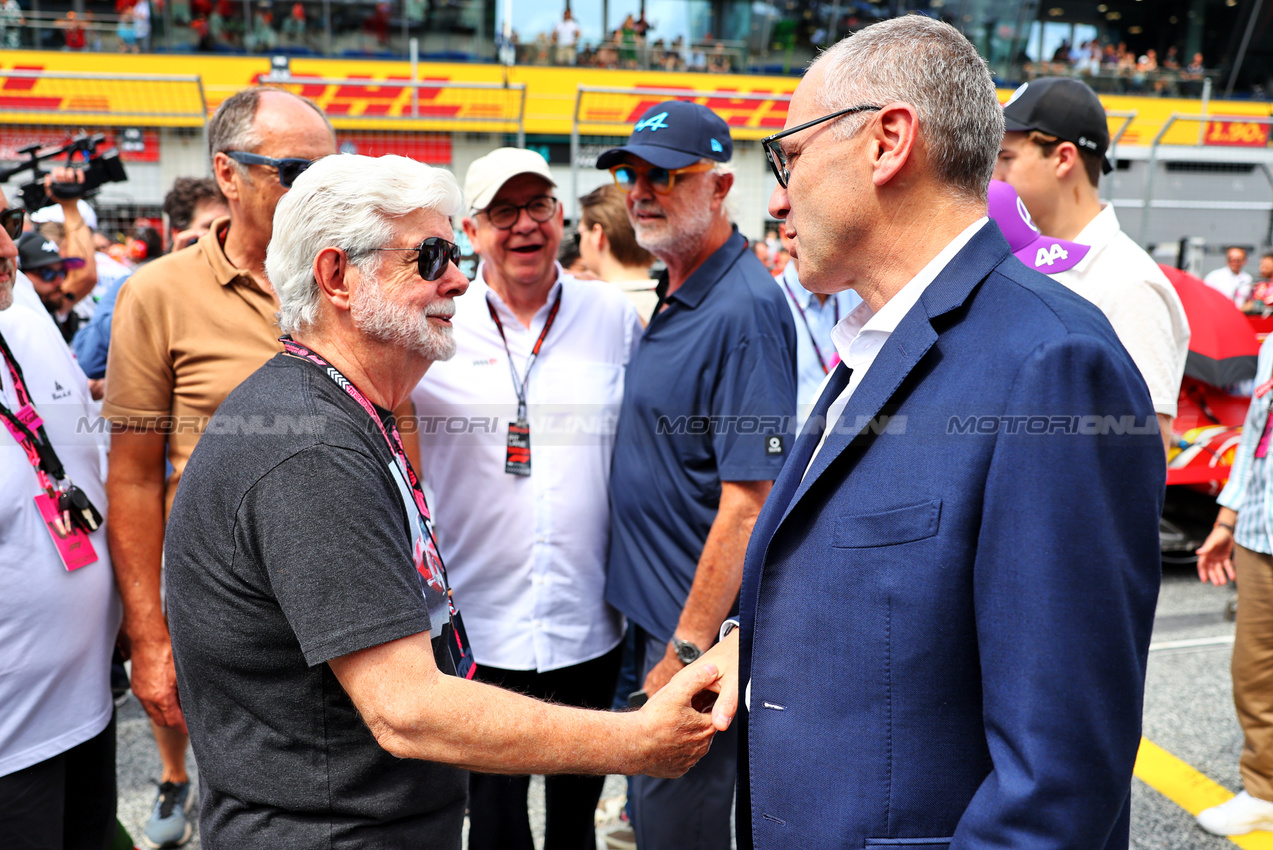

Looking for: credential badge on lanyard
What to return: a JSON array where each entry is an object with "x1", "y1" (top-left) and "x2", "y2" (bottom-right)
[
  {"x1": 486, "y1": 289, "x2": 562, "y2": 477},
  {"x1": 0, "y1": 330, "x2": 101, "y2": 570}
]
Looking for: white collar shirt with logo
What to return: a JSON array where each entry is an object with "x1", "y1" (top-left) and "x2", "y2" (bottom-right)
[
  {"x1": 1052, "y1": 204, "x2": 1190, "y2": 418},
  {"x1": 411, "y1": 263, "x2": 642, "y2": 672},
  {"x1": 803, "y1": 218, "x2": 988, "y2": 476},
  {"x1": 0, "y1": 297, "x2": 120, "y2": 778}
]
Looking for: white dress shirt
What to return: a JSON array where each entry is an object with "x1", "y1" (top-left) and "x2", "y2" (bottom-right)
[
  {"x1": 1204, "y1": 265, "x2": 1254, "y2": 306},
  {"x1": 412, "y1": 264, "x2": 642, "y2": 672},
  {"x1": 805, "y1": 218, "x2": 989, "y2": 473},
  {"x1": 1053, "y1": 204, "x2": 1189, "y2": 418}
]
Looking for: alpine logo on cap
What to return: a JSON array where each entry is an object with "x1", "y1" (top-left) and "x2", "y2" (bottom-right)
[
  {"x1": 634, "y1": 112, "x2": 670, "y2": 133},
  {"x1": 41, "y1": 240, "x2": 58, "y2": 253},
  {"x1": 1005, "y1": 82, "x2": 1028, "y2": 107},
  {"x1": 710, "y1": 138, "x2": 723, "y2": 153}
]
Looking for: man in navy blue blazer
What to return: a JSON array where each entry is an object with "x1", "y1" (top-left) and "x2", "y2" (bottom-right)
[{"x1": 699, "y1": 15, "x2": 1164, "y2": 849}]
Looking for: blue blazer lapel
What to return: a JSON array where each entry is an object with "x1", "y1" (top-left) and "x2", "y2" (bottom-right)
[{"x1": 777, "y1": 222, "x2": 1012, "y2": 526}]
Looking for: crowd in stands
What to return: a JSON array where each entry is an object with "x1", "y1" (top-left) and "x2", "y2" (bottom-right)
[
  {"x1": 2, "y1": 18, "x2": 1272, "y2": 848},
  {"x1": 1023, "y1": 37, "x2": 1213, "y2": 95}
]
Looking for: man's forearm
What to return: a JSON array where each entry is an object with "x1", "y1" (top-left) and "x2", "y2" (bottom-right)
[
  {"x1": 1158, "y1": 413, "x2": 1173, "y2": 461},
  {"x1": 674, "y1": 480, "x2": 771, "y2": 648},
  {"x1": 332, "y1": 633, "x2": 719, "y2": 778},
  {"x1": 107, "y1": 472, "x2": 168, "y2": 644},
  {"x1": 60, "y1": 203, "x2": 98, "y2": 302}
]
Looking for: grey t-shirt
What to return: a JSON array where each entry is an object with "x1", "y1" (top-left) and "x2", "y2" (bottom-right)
[{"x1": 165, "y1": 353, "x2": 467, "y2": 850}]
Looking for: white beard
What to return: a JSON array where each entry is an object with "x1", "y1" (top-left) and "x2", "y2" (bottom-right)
[{"x1": 351, "y1": 275, "x2": 456, "y2": 362}]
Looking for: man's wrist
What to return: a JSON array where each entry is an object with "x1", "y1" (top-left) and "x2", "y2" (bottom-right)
[{"x1": 670, "y1": 635, "x2": 703, "y2": 665}]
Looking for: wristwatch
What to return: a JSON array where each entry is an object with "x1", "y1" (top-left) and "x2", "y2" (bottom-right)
[{"x1": 671, "y1": 635, "x2": 703, "y2": 665}]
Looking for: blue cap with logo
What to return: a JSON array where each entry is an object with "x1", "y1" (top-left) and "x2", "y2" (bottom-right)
[{"x1": 595, "y1": 101, "x2": 733, "y2": 171}]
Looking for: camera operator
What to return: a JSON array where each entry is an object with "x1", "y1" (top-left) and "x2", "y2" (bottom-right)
[{"x1": 28, "y1": 168, "x2": 98, "y2": 310}]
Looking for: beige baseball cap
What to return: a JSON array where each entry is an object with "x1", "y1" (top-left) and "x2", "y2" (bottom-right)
[{"x1": 464, "y1": 147, "x2": 556, "y2": 213}]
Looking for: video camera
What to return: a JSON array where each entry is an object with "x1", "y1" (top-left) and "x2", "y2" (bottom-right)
[{"x1": 0, "y1": 133, "x2": 127, "y2": 212}]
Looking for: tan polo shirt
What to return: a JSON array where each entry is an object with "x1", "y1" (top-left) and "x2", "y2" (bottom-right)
[{"x1": 103, "y1": 218, "x2": 282, "y2": 515}]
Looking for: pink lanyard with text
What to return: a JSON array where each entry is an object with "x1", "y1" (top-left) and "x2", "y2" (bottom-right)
[{"x1": 280, "y1": 336, "x2": 460, "y2": 619}]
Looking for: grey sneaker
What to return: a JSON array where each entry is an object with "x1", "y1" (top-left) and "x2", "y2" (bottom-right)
[{"x1": 142, "y1": 780, "x2": 195, "y2": 848}]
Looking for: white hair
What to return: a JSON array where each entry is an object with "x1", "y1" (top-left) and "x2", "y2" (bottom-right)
[
  {"x1": 811, "y1": 15, "x2": 1003, "y2": 200},
  {"x1": 267, "y1": 154, "x2": 464, "y2": 335}
]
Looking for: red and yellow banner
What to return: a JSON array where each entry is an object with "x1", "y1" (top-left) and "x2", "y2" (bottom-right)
[{"x1": 0, "y1": 50, "x2": 1266, "y2": 145}]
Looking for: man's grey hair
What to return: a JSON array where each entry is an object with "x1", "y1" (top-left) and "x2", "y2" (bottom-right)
[
  {"x1": 811, "y1": 15, "x2": 1003, "y2": 200},
  {"x1": 206, "y1": 87, "x2": 335, "y2": 168},
  {"x1": 267, "y1": 154, "x2": 465, "y2": 335}
]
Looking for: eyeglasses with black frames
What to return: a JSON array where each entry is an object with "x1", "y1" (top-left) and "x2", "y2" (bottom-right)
[
  {"x1": 371, "y1": 236, "x2": 462, "y2": 282},
  {"x1": 224, "y1": 151, "x2": 318, "y2": 189},
  {"x1": 478, "y1": 196, "x2": 558, "y2": 230},
  {"x1": 761, "y1": 104, "x2": 882, "y2": 188}
]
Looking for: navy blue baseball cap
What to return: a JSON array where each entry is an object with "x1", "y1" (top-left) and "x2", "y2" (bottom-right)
[{"x1": 595, "y1": 101, "x2": 733, "y2": 171}]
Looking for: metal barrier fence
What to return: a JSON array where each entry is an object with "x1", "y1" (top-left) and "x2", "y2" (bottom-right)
[
  {"x1": 259, "y1": 73, "x2": 527, "y2": 152},
  {"x1": 570, "y1": 85, "x2": 793, "y2": 208},
  {"x1": 1137, "y1": 113, "x2": 1273, "y2": 248}
]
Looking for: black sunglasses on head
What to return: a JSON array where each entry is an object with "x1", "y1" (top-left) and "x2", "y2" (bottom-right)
[
  {"x1": 0, "y1": 207, "x2": 24, "y2": 240},
  {"x1": 371, "y1": 236, "x2": 461, "y2": 282},
  {"x1": 224, "y1": 151, "x2": 317, "y2": 188}
]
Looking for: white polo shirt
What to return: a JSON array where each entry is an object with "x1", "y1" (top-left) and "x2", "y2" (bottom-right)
[
  {"x1": 0, "y1": 298, "x2": 119, "y2": 778},
  {"x1": 411, "y1": 264, "x2": 642, "y2": 672},
  {"x1": 1052, "y1": 204, "x2": 1190, "y2": 418}
]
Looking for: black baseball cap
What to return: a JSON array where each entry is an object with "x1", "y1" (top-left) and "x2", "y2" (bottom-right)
[
  {"x1": 17, "y1": 232, "x2": 85, "y2": 271},
  {"x1": 595, "y1": 101, "x2": 733, "y2": 170},
  {"x1": 1002, "y1": 77, "x2": 1114, "y2": 175}
]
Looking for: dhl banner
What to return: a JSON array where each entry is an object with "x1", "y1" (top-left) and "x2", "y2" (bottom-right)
[{"x1": 0, "y1": 49, "x2": 1268, "y2": 146}]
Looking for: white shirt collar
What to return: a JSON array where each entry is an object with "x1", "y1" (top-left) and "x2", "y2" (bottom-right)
[
  {"x1": 831, "y1": 217, "x2": 988, "y2": 369},
  {"x1": 474, "y1": 261, "x2": 566, "y2": 327}
]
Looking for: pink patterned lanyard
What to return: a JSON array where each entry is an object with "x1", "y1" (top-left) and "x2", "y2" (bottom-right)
[{"x1": 279, "y1": 336, "x2": 458, "y2": 618}]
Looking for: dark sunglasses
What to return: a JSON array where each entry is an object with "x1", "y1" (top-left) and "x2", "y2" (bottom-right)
[
  {"x1": 761, "y1": 104, "x2": 882, "y2": 188},
  {"x1": 610, "y1": 160, "x2": 714, "y2": 194},
  {"x1": 0, "y1": 207, "x2": 24, "y2": 240},
  {"x1": 371, "y1": 236, "x2": 461, "y2": 282},
  {"x1": 224, "y1": 151, "x2": 317, "y2": 188},
  {"x1": 34, "y1": 265, "x2": 67, "y2": 283}
]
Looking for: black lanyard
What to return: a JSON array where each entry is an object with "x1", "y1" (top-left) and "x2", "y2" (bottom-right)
[
  {"x1": 0, "y1": 329, "x2": 67, "y2": 489},
  {"x1": 779, "y1": 278, "x2": 839, "y2": 375},
  {"x1": 486, "y1": 288, "x2": 563, "y2": 423}
]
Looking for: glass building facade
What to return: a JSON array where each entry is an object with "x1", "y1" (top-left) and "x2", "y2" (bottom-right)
[{"x1": 9, "y1": 0, "x2": 1271, "y2": 97}]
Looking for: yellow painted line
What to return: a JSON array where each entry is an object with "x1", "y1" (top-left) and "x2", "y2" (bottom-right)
[{"x1": 1134, "y1": 737, "x2": 1273, "y2": 849}]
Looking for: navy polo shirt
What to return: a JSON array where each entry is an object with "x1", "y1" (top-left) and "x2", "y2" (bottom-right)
[{"x1": 605, "y1": 229, "x2": 797, "y2": 643}]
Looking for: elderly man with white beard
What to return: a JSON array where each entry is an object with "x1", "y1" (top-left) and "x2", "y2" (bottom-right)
[
  {"x1": 161, "y1": 154, "x2": 725, "y2": 850},
  {"x1": 598, "y1": 102, "x2": 797, "y2": 850}
]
